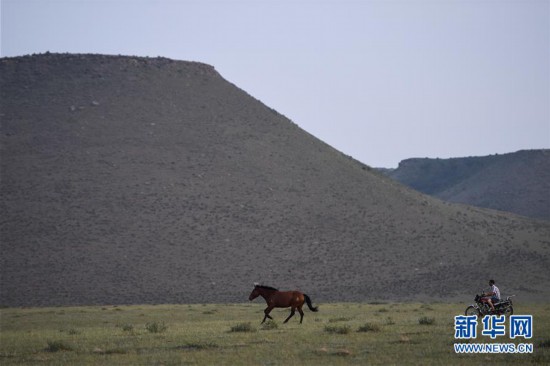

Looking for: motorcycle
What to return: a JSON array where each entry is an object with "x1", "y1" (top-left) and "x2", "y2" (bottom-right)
[{"x1": 465, "y1": 293, "x2": 515, "y2": 317}]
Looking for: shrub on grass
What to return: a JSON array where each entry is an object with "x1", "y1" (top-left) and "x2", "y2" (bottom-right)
[
  {"x1": 45, "y1": 340, "x2": 73, "y2": 352},
  {"x1": 418, "y1": 316, "x2": 436, "y2": 325},
  {"x1": 261, "y1": 320, "x2": 278, "y2": 330},
  {"x1": 333, "y1": 349, "x2": 352, "y2": 356},
  {"x1": 329, "y1": 317, "x2": 353, "y2": 323},
  {"x1": 121, "y1": 324, "x2": 134, "y2": 332},
  {"x1": 324, "y1": 325, "x2": 351, "y2": 334},
  {"x1": 93, "y1": 347, "x2": 128, "y2": 355},
  {"x1": 146, "y1": 321, "x2": 167, "y2": 333},
  {"x1": 230, "y1": 322, "x2": 256, "y2": 332},
  {"x1": 177, "y1": 342, "x2": 219, "y2": 350},
  {"x1": 358, "y1": 322, "x2": 381, "y2": 332},
  {"x1": 59, "y1": 328, "x2": 80, "y2": 335},
  {"x1": 105, "y1": 348, "x2": 128, "y2": 355}
]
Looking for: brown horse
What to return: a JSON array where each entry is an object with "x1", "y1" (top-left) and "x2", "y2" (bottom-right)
[{"x1": 248, "y1": 284, "x2": 318, "y2": 324}]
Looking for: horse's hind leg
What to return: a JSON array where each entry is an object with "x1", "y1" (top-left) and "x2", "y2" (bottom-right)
[
  {"x1": 283, "y1": 307, "x2": 296, "y2": 323},
  {"x1": 298, "y1": 307, "x2": 304, "y2": 323}
]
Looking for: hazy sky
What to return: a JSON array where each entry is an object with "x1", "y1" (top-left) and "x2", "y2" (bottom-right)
[{"x1": 2, "y1": 0, "x2": 549, "y2": 167}]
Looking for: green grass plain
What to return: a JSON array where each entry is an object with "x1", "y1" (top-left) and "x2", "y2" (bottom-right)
[{"x1": 1, "y1": 302, "x2": 549, "y2": 365}]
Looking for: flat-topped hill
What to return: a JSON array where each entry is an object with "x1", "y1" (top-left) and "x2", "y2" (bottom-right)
[{"x1": 1, "y1": 53, "x2": 549, "y2": 306}]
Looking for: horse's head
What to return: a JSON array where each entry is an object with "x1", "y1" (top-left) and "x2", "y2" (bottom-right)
[{"x1": 249, "y1": 284, "x2": 260, "y2": 301}]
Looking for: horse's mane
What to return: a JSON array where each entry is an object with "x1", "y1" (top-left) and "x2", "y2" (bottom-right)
[{"x1": 255, "y1": 285, "x2": 278, "y2": 291}]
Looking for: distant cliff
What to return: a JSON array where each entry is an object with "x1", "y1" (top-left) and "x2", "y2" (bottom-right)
[{"x1": 381, "y1": 150, "x2": 550, "y2": 220}]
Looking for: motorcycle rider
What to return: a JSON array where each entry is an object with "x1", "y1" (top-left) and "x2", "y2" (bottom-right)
[{"x1": 482, "y1": 279, "x2": 501, "y2": 313}]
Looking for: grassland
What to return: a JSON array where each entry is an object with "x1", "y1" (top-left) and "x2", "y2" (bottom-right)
[{"x1": 1, "y1": 302, "x2": 549, "y2": 365}]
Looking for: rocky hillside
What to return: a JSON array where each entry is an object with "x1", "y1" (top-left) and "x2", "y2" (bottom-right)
[
  {"x1": 381, "y1": 150, "x2": 550, "y2": 220},
  {"x1": 1, "y1": 53, "x2": 549, "y2": 306}
]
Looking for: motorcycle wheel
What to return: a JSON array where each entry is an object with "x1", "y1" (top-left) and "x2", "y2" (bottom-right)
[
  {"x1": 504, "y1": 305, "x2": 513, "y2": 316},
  {"x1": 465, "y1": 306, "x2": 480, "y2": 317}
]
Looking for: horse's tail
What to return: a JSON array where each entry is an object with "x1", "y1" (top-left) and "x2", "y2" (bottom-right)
[{"x1": 304, "y1": 294, "x2": 319, "y2": 312}]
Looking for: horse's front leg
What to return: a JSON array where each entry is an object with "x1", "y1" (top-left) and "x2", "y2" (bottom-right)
[
  {"x1": 283, "y1": 307, "x2": 296, "y2": 323},
  {"x1": 262, "y1": 306, "x2": 274, "y2": 324}
]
